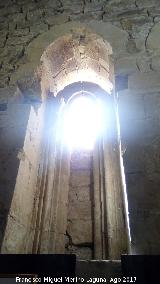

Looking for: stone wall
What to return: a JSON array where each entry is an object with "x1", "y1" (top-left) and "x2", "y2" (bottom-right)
[
  {"x1": 65, "y1": 150, "x2": 93, "y2": 260},
  {"x1": 119, "y1": 84, "x2": 160, "y2": 254},
  {"x1": 0, "y1": 0, "x2": 160, "y2": 95},
  {"x1": 0, "y1": 103, "x2": 30, "y2": 248},
  {"x1": 1, "y1": 0, "x2": 160, "y2": 254},
  {"x1": 0, "y1": 103, "x2": 43, "y2": 252}
]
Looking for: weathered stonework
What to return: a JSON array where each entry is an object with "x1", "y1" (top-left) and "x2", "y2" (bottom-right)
[
  {"x1": 1, "y1": 0, "x2": 160, "y2": 256},
  {"x1": 0, "y1": 103, "x2": 43, "y2": 252},
  {"x1": 66, "y1": 151, "x2": 93, "y2": 260}
]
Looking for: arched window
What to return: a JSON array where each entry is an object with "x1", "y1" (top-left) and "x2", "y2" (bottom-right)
[
  {"x1": 62, "y1": 91, "x2": 105, "y2": 150},
  {"x1": 2, "y1": 28, "x2": 130, "y2": 259}
]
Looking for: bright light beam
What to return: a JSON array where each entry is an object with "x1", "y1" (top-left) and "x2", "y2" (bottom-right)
[{"x1": 63, "y1": 96, "x2": 104, "y2": 150}]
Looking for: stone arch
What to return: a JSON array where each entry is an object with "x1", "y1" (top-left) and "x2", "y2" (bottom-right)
[
  {"x1": 40, "y1": 28, "x2": 113, "y2": 99},
  {"x1": 10, "y1": 21, "x2": 128, "y2": 102},
  {"x1": 1, "y1": 21, "x2": 130, "y2": 258}
]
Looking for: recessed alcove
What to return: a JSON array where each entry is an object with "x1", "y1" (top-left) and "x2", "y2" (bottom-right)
[
  {"x1": 58, "y1": 84, "x2": 110, "y2": 259},
  {"x1": 1, "y1": 28, "x2": 130, "y2": 259},
  {"x1": 0, "y1": 1, "x2": 160, "y2": 280},
  {"x1": 61, "y1": 88, "x2": 103, "y2": 259}
]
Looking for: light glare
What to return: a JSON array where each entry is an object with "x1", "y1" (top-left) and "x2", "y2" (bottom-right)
[{"x1": 63, "y1": 96, "x2": 104, "y2": 150}]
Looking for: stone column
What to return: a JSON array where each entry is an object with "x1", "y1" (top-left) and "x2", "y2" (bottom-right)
[
  {"x1": 32, "y1": 97, "x2": 71, "y2": 253},
  {"x1": 93, "y1": 95, "x2": 130, "y2": 260},
  {"x1": 32, "y1": 96, "x2": 60, "y2": 253}
]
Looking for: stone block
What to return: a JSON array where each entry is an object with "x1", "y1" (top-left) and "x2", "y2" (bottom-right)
[
  {"x1": 123, "y1": 145, "x2": 145, "y2": 174},
  {"x1": 153, "y1": 16, "x2": 160, "y2": 23},
  {"x1": 68, "y1": 201, "x2": 92, "y2": 221},
  {"x1": 118, "y1": 90, "x2": 145, "y2": 120},
  {"x1": 147, "y1": 7, "x2": 160, "y2": 17},
  {"x1": 30, "y1": 23, "x2": 48, "y2": 35},
  {"x1": 0, "y1": 5, "x2": 19, "y2": 17},
  {"x1": 126, "y1": 173, "x2": 160, "y2": 211},
  {"x1": 121, "y1": 15, "x2": 151, "y2": 33},
  {"x1": 70, "y1": 170, "x2": 91, "y2": 187},
  {"x1": 103, "y1": 0, "x2": 137, "y2": 18},
  {"x1": 136, "y1": 53, "x2": 152, "y2": 72},
  {"x1": 0, "y1": 87, "x2": 17, "y2": 103},
  {"x1": 133, "y1": 22, "x2": 153, "y2": 51},
  {"x1": 115, "y1": 56, "x2": 138, "y2": 75},
  {"x1": 151, "y1": 55, "x2": 160, "y2": 71},
  {"x1": 129, "y1": 209, "x2": 160, "y2": 254},
  {"x1": 0, "y1": 46, "x2": 25, "y2": 64},
  {"x1": 45, "y1": 14, "x2": 69, "y2": 26},
  {"x1": 66, "y1": 245, "x2": 93, "y2": 260},
  {"x1": 71, "y1": 152, "x2": 92, "y2": 170},
  {"x1": 120, "y1": 114, "x2": 160, "y2": 147},
  {"x1": 0, "y1": 74, "x2": 10, "y2": 88},
  {"x1": 10, "y1": 28, "x2": 29, "y2": 37},
  {"x1": 115, "y1": 74, "x2": 128, "y2": 91},
  {"x1": 27, "y1": 9, "x2": 45, "y2": 22},
  {"x1": 1, "y1": 216, "x2": 33, "y2": 253},
  {"x1": 137, "y1": 0, "x2": 160, "y2": 8},
  {"x1": 143, "y1": 118, "x2": 160, "y2": 144},
  {"x1": 0, "y1": 0, "x2": 12, "y2": 7},
  {"x1": 120, "y1": 18, "x2": 133, "y2": 31},
  {"x1": 47, "y1": 0, "x2": 62, "y2": 9},
  {"x1": 22, "y1": 2, "x2": 37, "y2": 12},
  {"x1": 144, "y1": 144, "x2": 160, "y2": 174},
  {"x1": 62, "y1": 2, "x2": 83, "y2": 14},
  {"x1": 0, "y1": 31, "x2": 7, "y2": 48},
  {"x1": 6, "y1": 34, "x2": 35, "y2": 46},
  {"x1": 70, "y1": 11, "x2": 103, "y2": 22},
  {"x1": 147, "y1": 22, "x2": 160, "y2": 50},
  {"x1": 1, "y1": 63, "x2": 15, "y2": 75},
  {"x1": 0, "y1": 103, "x2": 42, "y2": 243},
  {"x1": 144, "y1": 92, "x2": 160, "y2": 118},
  {"x1": 125, "y1": 38, "x2": 140, "y2": 54},
  {"x1": 84, "y1": 1, "x2": 104, "y2": 13},
  {"x1": 8, "y1": 166, "x2": 40, "y2": 226},
  {"x1": 119, "y1": 117, "x2": 146, "y2": 144},
  {"x1": 8, "y1": 13, "x2": 27, "y2": 28},
  {"x1": 102, "y1": 15, "x2": 122, "y2": 28},
  {"x1": 117, "y1": 8, "x2": 147, "y2": 20},
  {"x1": 87, "y1": 21, "x2": 128, "y2": 55},
  {"x1": 67, "y1": 219, "x2": 93, "y2": 245},
  {"x1": 68, "y1": 186, "x2": 91, "y2": 202},
  {"x1": 0, "y1": 21, "x2": 8, "y2": 31},
  {"x1": 128, "y1": 71, "x2": 160, "y2": 90}
]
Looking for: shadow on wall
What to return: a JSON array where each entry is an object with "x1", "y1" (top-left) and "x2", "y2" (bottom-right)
[{"x1": 0, "y1": 103, "x2": 31, "y2": 249}]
